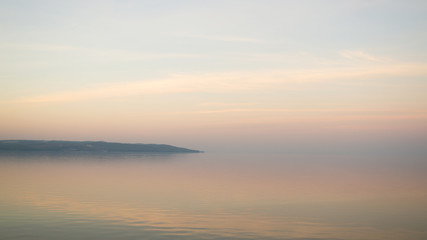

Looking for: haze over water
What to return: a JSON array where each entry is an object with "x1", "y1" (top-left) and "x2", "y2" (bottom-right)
[{"x1": 1, "y1": 152, "x2": 427, "y2": 240}]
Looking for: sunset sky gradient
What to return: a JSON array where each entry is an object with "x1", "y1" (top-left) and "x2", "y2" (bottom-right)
[{"x1": 1, "y1": 0, "x2": 426, "y2": 153}]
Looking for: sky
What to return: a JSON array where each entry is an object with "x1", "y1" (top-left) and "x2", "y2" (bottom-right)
[{"x1": 1, "y1": 0, "x2": 426, "y2": 153}]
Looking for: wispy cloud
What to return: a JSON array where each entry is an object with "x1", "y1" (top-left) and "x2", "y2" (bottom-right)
[
  {"x1": 195, "y1": 108, "x2": 427, "y2": 116},
  {"x1": 18, "y1": 79, "x2": 195, "y2": 103},
  {"x1": 340, "y1": 50, "x2": 387, "y2": 62},
  {"x1": 198, "y1": 102, "x2": 258, "y2": 107},
  {"x1": 178, "y1": 34, "x2": 263, "y2": 43},
  {"x1": 15, "y1": 61, "x2": 427, "y2": 103},
  {"x1": 2, "y1": 43, "x2": 201, "y2": 61}
]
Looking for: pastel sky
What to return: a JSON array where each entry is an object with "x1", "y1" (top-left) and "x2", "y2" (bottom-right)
[{"x1": 1, "y1": 0, "x2": 426, "y2": 153}]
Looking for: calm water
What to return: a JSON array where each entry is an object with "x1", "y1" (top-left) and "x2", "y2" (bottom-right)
[{"x1": 1, "y1": 152, "x2": 426, "y2": 240}]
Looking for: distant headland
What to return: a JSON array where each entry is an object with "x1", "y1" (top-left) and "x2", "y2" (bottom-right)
[{"x1": 0, "y1": 140, "x2": 202, "y2": 153}]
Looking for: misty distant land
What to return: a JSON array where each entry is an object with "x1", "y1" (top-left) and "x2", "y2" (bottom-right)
[{"x1": 0, "y1": 140, "x2": 201, "y2": 153}]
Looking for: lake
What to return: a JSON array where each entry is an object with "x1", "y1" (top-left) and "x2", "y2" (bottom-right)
[{"x1": 1, "y1": 152, "x2": 426, "y2": 240}]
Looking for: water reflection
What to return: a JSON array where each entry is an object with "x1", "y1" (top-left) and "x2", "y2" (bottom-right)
[
  {"x1": 0, "y1": 151, "x2": 191, "y2": 162},
  {"x1": 1, "y1": 152, "x2": 426, "y2": 240}
]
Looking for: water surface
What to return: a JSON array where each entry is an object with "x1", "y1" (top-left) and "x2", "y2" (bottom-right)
[{"x1": 1, "y1": 152, "x2": 426, "y2": 240}]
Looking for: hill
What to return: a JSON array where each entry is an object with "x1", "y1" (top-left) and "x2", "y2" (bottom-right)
[{"x1": 0, "y1": 140, "x2": 201, "y2": 153}]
